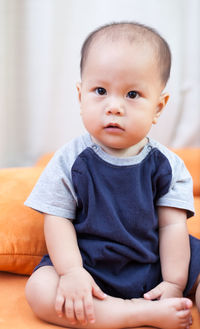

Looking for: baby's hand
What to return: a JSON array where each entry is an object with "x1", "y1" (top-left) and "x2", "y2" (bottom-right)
[
  {"x1": 55, "y1": 267, "x2": 106, "y2": 325},
  {"x1": 144, "y1": 281, "x2": 183, "y2": 300}
]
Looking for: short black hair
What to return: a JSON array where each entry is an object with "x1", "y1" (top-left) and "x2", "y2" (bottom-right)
[{"x1": 80, "y1": 22, "x2": 171, "y2": 86}]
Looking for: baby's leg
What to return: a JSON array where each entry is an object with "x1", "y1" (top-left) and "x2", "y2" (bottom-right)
[{"x1": 25, "y1": 266, "x2": 192, "y2": 329}]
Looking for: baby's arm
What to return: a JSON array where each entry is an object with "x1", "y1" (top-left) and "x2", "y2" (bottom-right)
[
  {"x1": 44, "y1": 214, "x2": 106, "y2": 325},
  {"x1": 144, "y1": 206, "x2": 190, "y2": 300}
]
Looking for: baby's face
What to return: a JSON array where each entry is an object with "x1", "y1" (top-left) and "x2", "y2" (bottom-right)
[{"x1": 77, "y1": 38, "x2": 168, "y2": 156}]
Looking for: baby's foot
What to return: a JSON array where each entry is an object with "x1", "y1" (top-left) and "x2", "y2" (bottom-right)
[{"x1": 130, "y1": 297, "x2": 192, "y2": 329}]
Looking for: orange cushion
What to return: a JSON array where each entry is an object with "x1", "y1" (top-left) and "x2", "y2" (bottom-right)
[
  {"x1": 187, "y1": 197, "x2": 200, "y2": 239},
  {"x1": 0, "y1": 272, "x2": 58, "y2": 328},
  {"x1": 0, "y1": 167, "x2": 47, "y2": 275},
  {"x1": 35, "y1": 153, "x2": 53, "y2": 167}
]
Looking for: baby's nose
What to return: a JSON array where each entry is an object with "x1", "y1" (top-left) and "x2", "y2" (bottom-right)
[{"x1": 105, "y1": 103, "x2": 124, "y2": 116}]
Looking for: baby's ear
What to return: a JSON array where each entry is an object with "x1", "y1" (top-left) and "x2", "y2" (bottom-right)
[
  {"x1": 153, "y1": 93, "x2": 169, "y2": 124},
  {"x1": 76, "y1": 82, "x2": 82, "y2": 103}
]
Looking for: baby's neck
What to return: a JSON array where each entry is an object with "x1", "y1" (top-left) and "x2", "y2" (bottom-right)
[{"x1": 92, "y1": 137, "x2": 148, "y2": 158}]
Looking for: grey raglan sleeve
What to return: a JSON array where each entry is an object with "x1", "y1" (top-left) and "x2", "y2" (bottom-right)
[
  {"x1": 156, "y1": 154, "x2": 195, "y2": 218},
  {"x1": 24, "y1": 146, "x2": 77, "y2": 220}
]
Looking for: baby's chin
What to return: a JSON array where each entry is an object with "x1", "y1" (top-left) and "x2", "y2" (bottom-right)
[{"x1": 101, "y1": 137, "x2": 148, "y2": 157}]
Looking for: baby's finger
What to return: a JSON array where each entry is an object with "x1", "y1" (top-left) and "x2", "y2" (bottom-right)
[
  {"x1": 143, "y1": 286, "x2": 162, "y2": 300},
  {"x1": 65, "y1": 299, "x2": 77, "y2": 324},
  {"x1": 55, "y1": 294, "x2": 65, "y2": 318},
  {"x1": 92, "y1": 282, "x2": 106, "y2": 300},
  {"x1": 74, "y1": 299, "x2": 86, "y2": 324},
  {"x1": 84, "y1": 295, "x2": 95, "y2": 324}
]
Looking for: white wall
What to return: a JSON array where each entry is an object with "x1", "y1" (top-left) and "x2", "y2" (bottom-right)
[{"x1": 0, "y1": 0, "x2": 199, "y2": 167}]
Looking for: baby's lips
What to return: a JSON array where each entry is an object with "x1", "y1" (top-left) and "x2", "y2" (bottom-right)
[{"x1": 105, "y1": 122, "x2": 124, "y2": 130}]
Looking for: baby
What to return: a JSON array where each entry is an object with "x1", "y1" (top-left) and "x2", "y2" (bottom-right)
[{"x1": 25, "y1": 22, "x2": 200, "y2": 329}]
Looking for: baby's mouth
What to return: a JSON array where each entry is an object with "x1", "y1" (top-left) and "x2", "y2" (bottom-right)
[{"x1": 104, "y1": 123, "x2": 124, "y2": 131}]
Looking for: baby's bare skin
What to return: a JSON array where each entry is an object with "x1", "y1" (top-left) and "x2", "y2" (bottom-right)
[
  {"x1": 127, "y1": 298, "x2": 192, "y2": 329},
  {"x1": 26, "y1": 266, "x2": 193, "y2": 329}
]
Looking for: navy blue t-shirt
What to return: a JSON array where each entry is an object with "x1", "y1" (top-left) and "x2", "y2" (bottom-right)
[{"x1": 25, "y1": 134, "x2": 199, "y2": 298}]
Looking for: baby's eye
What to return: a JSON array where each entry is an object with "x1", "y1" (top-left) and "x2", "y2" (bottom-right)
[
  {"x1": 95, "y1": 87, "x2": 107, "y2": 95},
  {"x1": 127, "y1": 90, "x2": 139, "y2": 99}
]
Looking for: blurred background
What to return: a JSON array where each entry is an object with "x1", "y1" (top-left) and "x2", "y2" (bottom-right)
[{"x1": 0, "y1": 0, "x2": 199, "y2": 168}]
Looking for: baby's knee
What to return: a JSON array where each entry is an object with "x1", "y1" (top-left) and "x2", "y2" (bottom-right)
[
  {"x1": 26, "y1": 276, "x2": 46, "y2": 314},
  {"x1": 25, "y1": 270, "x2": 56, "y2": 318}
]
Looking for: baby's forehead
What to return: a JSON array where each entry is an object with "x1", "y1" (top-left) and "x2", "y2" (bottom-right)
[
  {"x1": 88, "y1": 30, "x2": 159, "y2": 61},
  {"x1": 87, "y1": 35, "x2": 158, "y2": 67}
]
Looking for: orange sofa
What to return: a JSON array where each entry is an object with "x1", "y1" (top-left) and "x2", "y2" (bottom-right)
[{"x1": 0, "y1": 149, "x2": 200, "y2": 329}]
